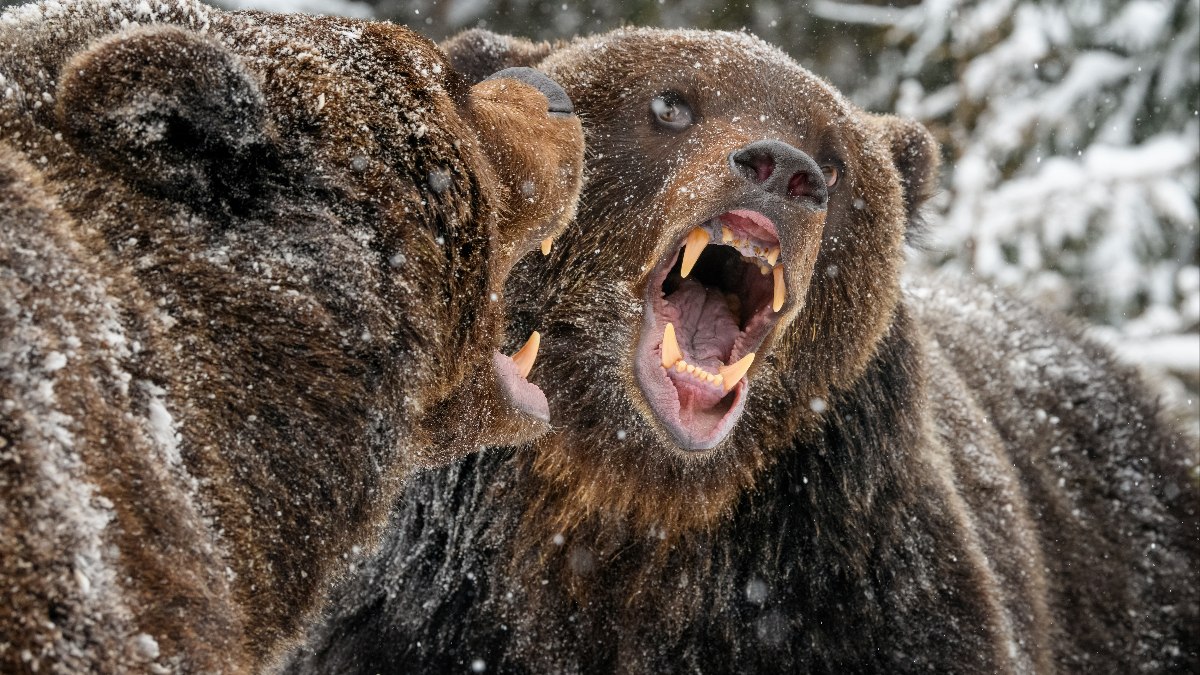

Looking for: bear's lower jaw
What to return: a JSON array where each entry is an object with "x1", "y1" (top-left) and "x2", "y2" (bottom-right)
[
  {"x1": 493, "y1": 350, "x2": 550, "y2": 423},
  {"x1": 633, "y1": 210, "x2": 784, "y2": 451}
]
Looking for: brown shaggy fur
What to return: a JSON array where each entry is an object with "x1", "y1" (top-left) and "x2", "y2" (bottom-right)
[
  {"x1": 0, "y1": 1, "x2": 582, "y2": 671},
  {"x1": 289, "y1": 28, "x2": 1198, "y2": 675}
]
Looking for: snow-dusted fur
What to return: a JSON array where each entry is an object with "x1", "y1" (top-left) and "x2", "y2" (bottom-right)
[
  {"x1": 0, "y1": 1, "x2": 582, "y2": 671},
  {"x1": 289, "y1": 28, "x2": 1199, "y2": 674}
]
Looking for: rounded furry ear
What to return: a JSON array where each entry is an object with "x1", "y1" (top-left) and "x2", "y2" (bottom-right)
[
  {"x1": 55, "y1": 26, "x2": 275, "y2": 209},
  {"x1": 440, "y1": 29, "x2": 557, "y2": 84},
  {"x1": 870, "y1": 115, "x2": 941, "y2": 239}
]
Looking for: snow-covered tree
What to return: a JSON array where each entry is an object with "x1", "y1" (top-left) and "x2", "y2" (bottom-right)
[{"x1": 810, "y1": 0, "x2": 1199, "y2": 426}]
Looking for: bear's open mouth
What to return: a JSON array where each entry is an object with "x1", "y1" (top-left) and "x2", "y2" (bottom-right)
[
  {"x1": 493, "y1": 332, "x2": 549, "y2": 422},
  {"x1": 634, "y1": 209, "x2": 785, "y2": 450}
]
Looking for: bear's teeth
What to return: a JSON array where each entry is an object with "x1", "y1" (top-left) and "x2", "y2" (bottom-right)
[
  {"x1": 668, "y1": 356, "x2": 725, "y2": 389},
  {"x1": 701, "y1": 221, "x2": 778, "y2": 269},
  {"x1": 511, "y1": 331, "x2": 541, "y2": 379},
  {"x1": 661, "y1": 322, "x2": 683, "y2": 369},
  {"x1": 718, "y1": 352, "x2": 755, "y2": 392},
  {"x1": 772, "y1": 266, "x2": 785, "y2": 312},
  {"x1": 541, "y1": 238, "x2": 553, "y2": 255},
  {"x1": 680, "y1": 228, "x2": 710, "y2": 278}
]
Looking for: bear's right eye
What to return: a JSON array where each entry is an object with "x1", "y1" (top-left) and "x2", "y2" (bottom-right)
[{"x1": 650, "y1": 92, "x2": 694, "y2": 132}]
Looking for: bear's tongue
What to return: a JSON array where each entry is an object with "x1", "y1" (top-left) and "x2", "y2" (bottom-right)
[{"x1": 661, "y1": 279, "x2": 739, "y2": 410}]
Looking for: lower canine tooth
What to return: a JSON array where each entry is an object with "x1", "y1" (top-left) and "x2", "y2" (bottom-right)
[
  {"x1": 541, "y1": 238, "x2": 553, "y2": 255},
  {"x1": 680, "y1": 228, "x2": 710, "y2": 278},
  {"x1": 510, "y1": 331, "x2": 541, "y2": 379},
  {"x1": 661, "y1": 323, "x2": 683, "y2": 369},
  {"x1": 772, "y1": 266, "x2": 785, "y2": 312},
  {"x1": 718, "y1": 352, "x2": 755, "y2": 392}
]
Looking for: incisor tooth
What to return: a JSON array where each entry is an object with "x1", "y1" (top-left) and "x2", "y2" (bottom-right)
[
  {"x1": 721, "y1": 226, "x2": 733, "y2": 243},
  {"x1": 540, "y1": 238, "x2": 553, "y2": 255},
  {"x1": 718, "y1": 352, "x2": 755, "y2": 392},
  {"x1": 510, "y1": 331, "x2": 540, "y2": 379},
  {"x1": 661, "y1": 323, "x2": 683, "y2": 369},
  {"x1": 766, "y1": 247, "x2": 780, "y2": 266},
  {"x1": 772, "y1": 265, "x2": 785, "y2": 312},
  {"x1": 675, "y1": 361, "x2": 687, "y2": 373},
  {"x1": 680, "y1": 228, "x2": 710, "y2": 278}
]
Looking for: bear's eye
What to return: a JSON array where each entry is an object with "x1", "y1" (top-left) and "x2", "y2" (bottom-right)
[
  {"x1": 650, "y1": 92, "x2": 693, "y2": 132},
  {"x1": 822, "y1": 164, "x2": 840, "y2": 188}
]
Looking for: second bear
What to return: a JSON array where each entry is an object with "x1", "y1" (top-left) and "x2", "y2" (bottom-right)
[{"x1": 0, "y1": 1, "x2": 583, "y2": 671}]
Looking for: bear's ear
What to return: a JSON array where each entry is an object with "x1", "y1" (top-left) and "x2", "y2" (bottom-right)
[
  {"x1": 441, "y1": 29, "x2": 557, "y2": 84},
  {"x1": 56, "y1": 26, "x2": 275, "y2": 210},
  {"x1": 870, "y1": 115, "x2": 941, "y2": 238}
]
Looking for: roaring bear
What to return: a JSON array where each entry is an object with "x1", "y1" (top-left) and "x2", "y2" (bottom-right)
[
  {"x1": 289, "y1": 28, "x2": 1199, "y2": 675},
  {"x1": 0, "y1": 0, "x2": 582, "y2": 671}
]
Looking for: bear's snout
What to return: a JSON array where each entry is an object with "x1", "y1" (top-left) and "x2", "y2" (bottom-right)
[
  {"x1": 729, "y1": 139, "x2": 828, "y2": 207},
  {"x1": 485, "y1": 66, "x2": 574, "y2": 116}
]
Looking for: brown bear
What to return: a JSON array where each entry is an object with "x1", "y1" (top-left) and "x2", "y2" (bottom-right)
[
  {"x1": 0, "y1": 0, "x2": 582, "y2": 671},
  {"x1": 287, "y1": 28, "x2": 1199, "y2": 675}
]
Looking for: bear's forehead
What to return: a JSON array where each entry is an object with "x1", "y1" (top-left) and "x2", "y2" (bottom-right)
[{"x1": 544, "y1": 28, "x2": 852, "y2": 115}]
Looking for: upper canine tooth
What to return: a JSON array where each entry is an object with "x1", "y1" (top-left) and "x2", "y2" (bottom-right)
[
  {"x1": 772, "y1": 266, "x2": 785, "y2": 312},
  {"x1": 540, "y1": 238, "x2": 553, "y2": 255},
  {"x1": 680, "y1": 228, "x2": 711, "y2": 278},
  {"x1": 510, "y1": 331, "x2": 541, "y2": 379},
  {"x1": 718, "y1": 352, "x2": 755, "y2": 392},
  {"x1": 661, "y1": 322, "x2": 683, "y2": 369},
  {"x1": 766, "y1": 247, "x2": 780, "y2": 266}
]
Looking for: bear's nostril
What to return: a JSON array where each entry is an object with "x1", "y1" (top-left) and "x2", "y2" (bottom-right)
[
  {"x1": 787, "y1": 170, "x2": 823, "y2": 200},
  {"x1": 731, "y1": 149, "x2": 775, "y2": 183},
  {"x1": 730, "y1": 140, "x2": 828, "y2": 207}
]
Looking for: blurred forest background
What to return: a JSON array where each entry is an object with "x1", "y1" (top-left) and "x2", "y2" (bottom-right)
[{"x1": 5, "y1": 0, "x2": 1196, "y2": 432}]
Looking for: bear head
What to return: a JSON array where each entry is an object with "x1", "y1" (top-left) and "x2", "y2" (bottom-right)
[
  {"x1": 21, "y1": 12, "x2": 584, "y2": 465},
  {"x1": 444, "y1": 27, "x2": 938, "y2": 533}
]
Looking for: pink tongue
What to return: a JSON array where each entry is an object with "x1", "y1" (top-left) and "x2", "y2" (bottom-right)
[{"x1": 663, "y1": 279, "x2": 739, "y2": 369}]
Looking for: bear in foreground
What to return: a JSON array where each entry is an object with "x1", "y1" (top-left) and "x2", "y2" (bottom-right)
[
  {"x1": 290, "y1": 28, "x2": 1199, "y2": 674},
  {"x1": 0, "y1": 0, "x2": 583, "y2": 671}
]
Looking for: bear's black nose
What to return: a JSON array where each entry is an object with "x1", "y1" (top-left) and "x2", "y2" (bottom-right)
[
  {"x1": 485, "y1": 67, "x2": 574, "y2": 116},
  {"x1": 730, "y1": 140, "x2": 828, "y2": 207}
]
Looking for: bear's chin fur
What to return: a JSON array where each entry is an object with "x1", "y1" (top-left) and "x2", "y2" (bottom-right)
[{"x1": 287, "y1": 27, "x2": 1198, "y2": 675}]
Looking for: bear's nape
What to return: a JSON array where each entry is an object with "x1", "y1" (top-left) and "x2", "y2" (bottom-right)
[{"x1": 56, "y1": 26, "x2": 279, "y2": 213}]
